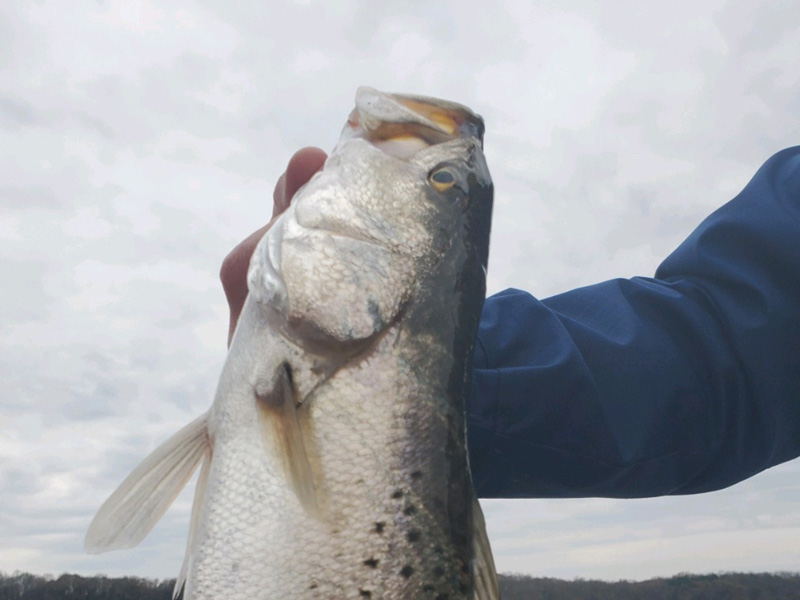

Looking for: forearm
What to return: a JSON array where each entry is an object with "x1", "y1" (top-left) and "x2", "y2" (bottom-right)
[{"x1": 469, "y1": 146, "x2": 800, "y2": 499}]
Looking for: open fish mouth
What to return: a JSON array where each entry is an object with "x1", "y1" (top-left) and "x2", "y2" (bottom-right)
[{"x1": 342, "y1": 86, "x2": 485, "y2": 158}]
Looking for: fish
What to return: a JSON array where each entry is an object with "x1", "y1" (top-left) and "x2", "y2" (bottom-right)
[{"x1": 85, "y1": 86, "x2": 497, "y2": 600}]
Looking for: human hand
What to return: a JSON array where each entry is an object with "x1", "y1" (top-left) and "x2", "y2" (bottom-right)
[{"x1": 220, "y1": 147, "x2": 328, "y2": 346}]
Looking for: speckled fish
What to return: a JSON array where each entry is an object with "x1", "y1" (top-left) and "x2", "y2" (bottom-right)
[{"x1": 85, "y1": 87, "x2": 498, "y2": 600}]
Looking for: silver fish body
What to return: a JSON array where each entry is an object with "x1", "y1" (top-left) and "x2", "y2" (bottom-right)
[{"x1": 86, "y1": 87, "x2": 497, "y2": 600}]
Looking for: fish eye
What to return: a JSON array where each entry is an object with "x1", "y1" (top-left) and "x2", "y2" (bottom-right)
[{"x1": 428, "y1": 167, "x2": 457, "y2": 192}]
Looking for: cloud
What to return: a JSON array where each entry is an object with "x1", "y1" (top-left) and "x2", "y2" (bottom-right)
[{"x1": 0, "y1": 95, "x2": 43, "y2": 129}]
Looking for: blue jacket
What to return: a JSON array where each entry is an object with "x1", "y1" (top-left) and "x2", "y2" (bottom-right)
[{"x1": 469, "y1": 146, "x2": 800, "y2": 498}]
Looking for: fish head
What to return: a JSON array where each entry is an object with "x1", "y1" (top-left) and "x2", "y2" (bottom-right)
[
  {"x1": 293, "y1": 87, "x2": 493, "y2": 276},
  {"x1": 254, "y1": 88, "x2": 493, "y2": 347}
]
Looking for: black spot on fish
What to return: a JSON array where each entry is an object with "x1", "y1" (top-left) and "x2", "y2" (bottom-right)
[
  {"x1": 359, "y1": 590, "x2": 371, "y2": 598},
  {"x1": 363, "y1": 558, "x2": 379, "y2": 568},
  {"x1": 391, "y1": 489, "x2": 403, "y2": 499},
  {"x1": 433, "y1": 566, "x2": 445, "y2": 577},
  {"x1": 403, "y1": 504, "x2": 417, "y2": 516},
  {"x1": 459, "y1": 583, "x2": 470, "y2": 594},
  {"x1": 374, "y1": 522, "x2": 385, "y2": 534},
  {"x1": 423, "y1": 584, "x2": 435, "y2": 593},
  {"x1": 411, "y1": 470, "x2": 423, "y2": 480},
  {"x1": 309, "y1": 583, "x2": 318, "y2": 589},
  {"x1": 433, "y1": 545, "x2": 444, "y2": 555},
  {"x1": 407, "y1": 529, "x2": 421, "y2": 542},
  {"x1": 367, "y1": 300, "x2": 381, "y2": 326},
  {"x1": 400, "y1": 565, "x2": 414, "y2": 578},
  {"x1": 435, "y1": 594, "x2": 448, "y2": 600}
]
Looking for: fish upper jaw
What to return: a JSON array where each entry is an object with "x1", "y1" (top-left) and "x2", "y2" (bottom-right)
[{"x1": 340, "y1": 86, "x2": 485, "y2": 158}]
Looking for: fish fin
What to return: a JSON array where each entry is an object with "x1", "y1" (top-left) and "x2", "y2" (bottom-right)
[
  {"x1": 472, "y1": 496, "x2": 500, "y2": 600},
  {"x1": 255, "y1": 365, "x2": 319, "y2": 515},
  {"x1": 173, "y1": 445, "x2": 211, "y2": 600},
  {"x1": 85, "y1": 412, "x2": 210, "y2": 553}
]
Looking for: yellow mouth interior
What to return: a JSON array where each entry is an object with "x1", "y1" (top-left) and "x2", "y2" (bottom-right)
[
  {"x1": 344, "y1": 88, "x2": 484, "y2": 158},
  {"x1": 373, "y1": 134, "x2": 430, "y2": 159}
]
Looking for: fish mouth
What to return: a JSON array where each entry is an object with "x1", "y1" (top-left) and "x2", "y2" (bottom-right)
[{"x1": 342, "y1": 87, "x2": 485, "y2": 158}]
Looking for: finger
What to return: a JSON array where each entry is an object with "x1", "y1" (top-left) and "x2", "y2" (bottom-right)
[
  {"x1": 272, "y1": 172, "x2": 287, "y2": 218},
  {"x1": 220, "y1": 223, "x2": 271, "y2": 345},
  {"x1": 283, "y1": 147, "x2": 327, "y2": 205}
]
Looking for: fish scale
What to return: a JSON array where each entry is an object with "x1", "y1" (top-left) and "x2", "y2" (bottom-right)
[{"x1": 85, "y1": 87, "x2": 498, "y2": 600}]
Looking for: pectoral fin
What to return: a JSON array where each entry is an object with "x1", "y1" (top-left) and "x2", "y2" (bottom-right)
[
  {"x1": 85, "y1": 413, "x2": 210, "y2": 553},
  {"x1": 173, "y1": 445, "x2": 212, "y2": 600},
  {"x1": 472, "y1": 496, "x2": 500, "y2": 600},
  {"x1": 255, "y1": 365, "x2": 319, "y2": 515}
]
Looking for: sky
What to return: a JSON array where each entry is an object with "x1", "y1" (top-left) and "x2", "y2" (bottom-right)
[{"x1": 1, "y1": 0, "x2": 799, "y2": 584}]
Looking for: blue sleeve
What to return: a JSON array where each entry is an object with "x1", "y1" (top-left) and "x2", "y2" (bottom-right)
[{"x1": 468, "y1": 146, "x2": 800, "y2": 499}]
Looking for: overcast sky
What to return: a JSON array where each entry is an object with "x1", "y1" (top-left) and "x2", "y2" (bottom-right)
[{"x1": 1, "y1": 0, "x2": 799, "y2": 583}]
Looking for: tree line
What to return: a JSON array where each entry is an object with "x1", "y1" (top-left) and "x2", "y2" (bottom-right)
[
  {"x1": 1, "y1": 571, "x2": 799, "y2": 599},
  {"x1": 499, "y1": 572, "x2": 800, "y2": 600}
]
